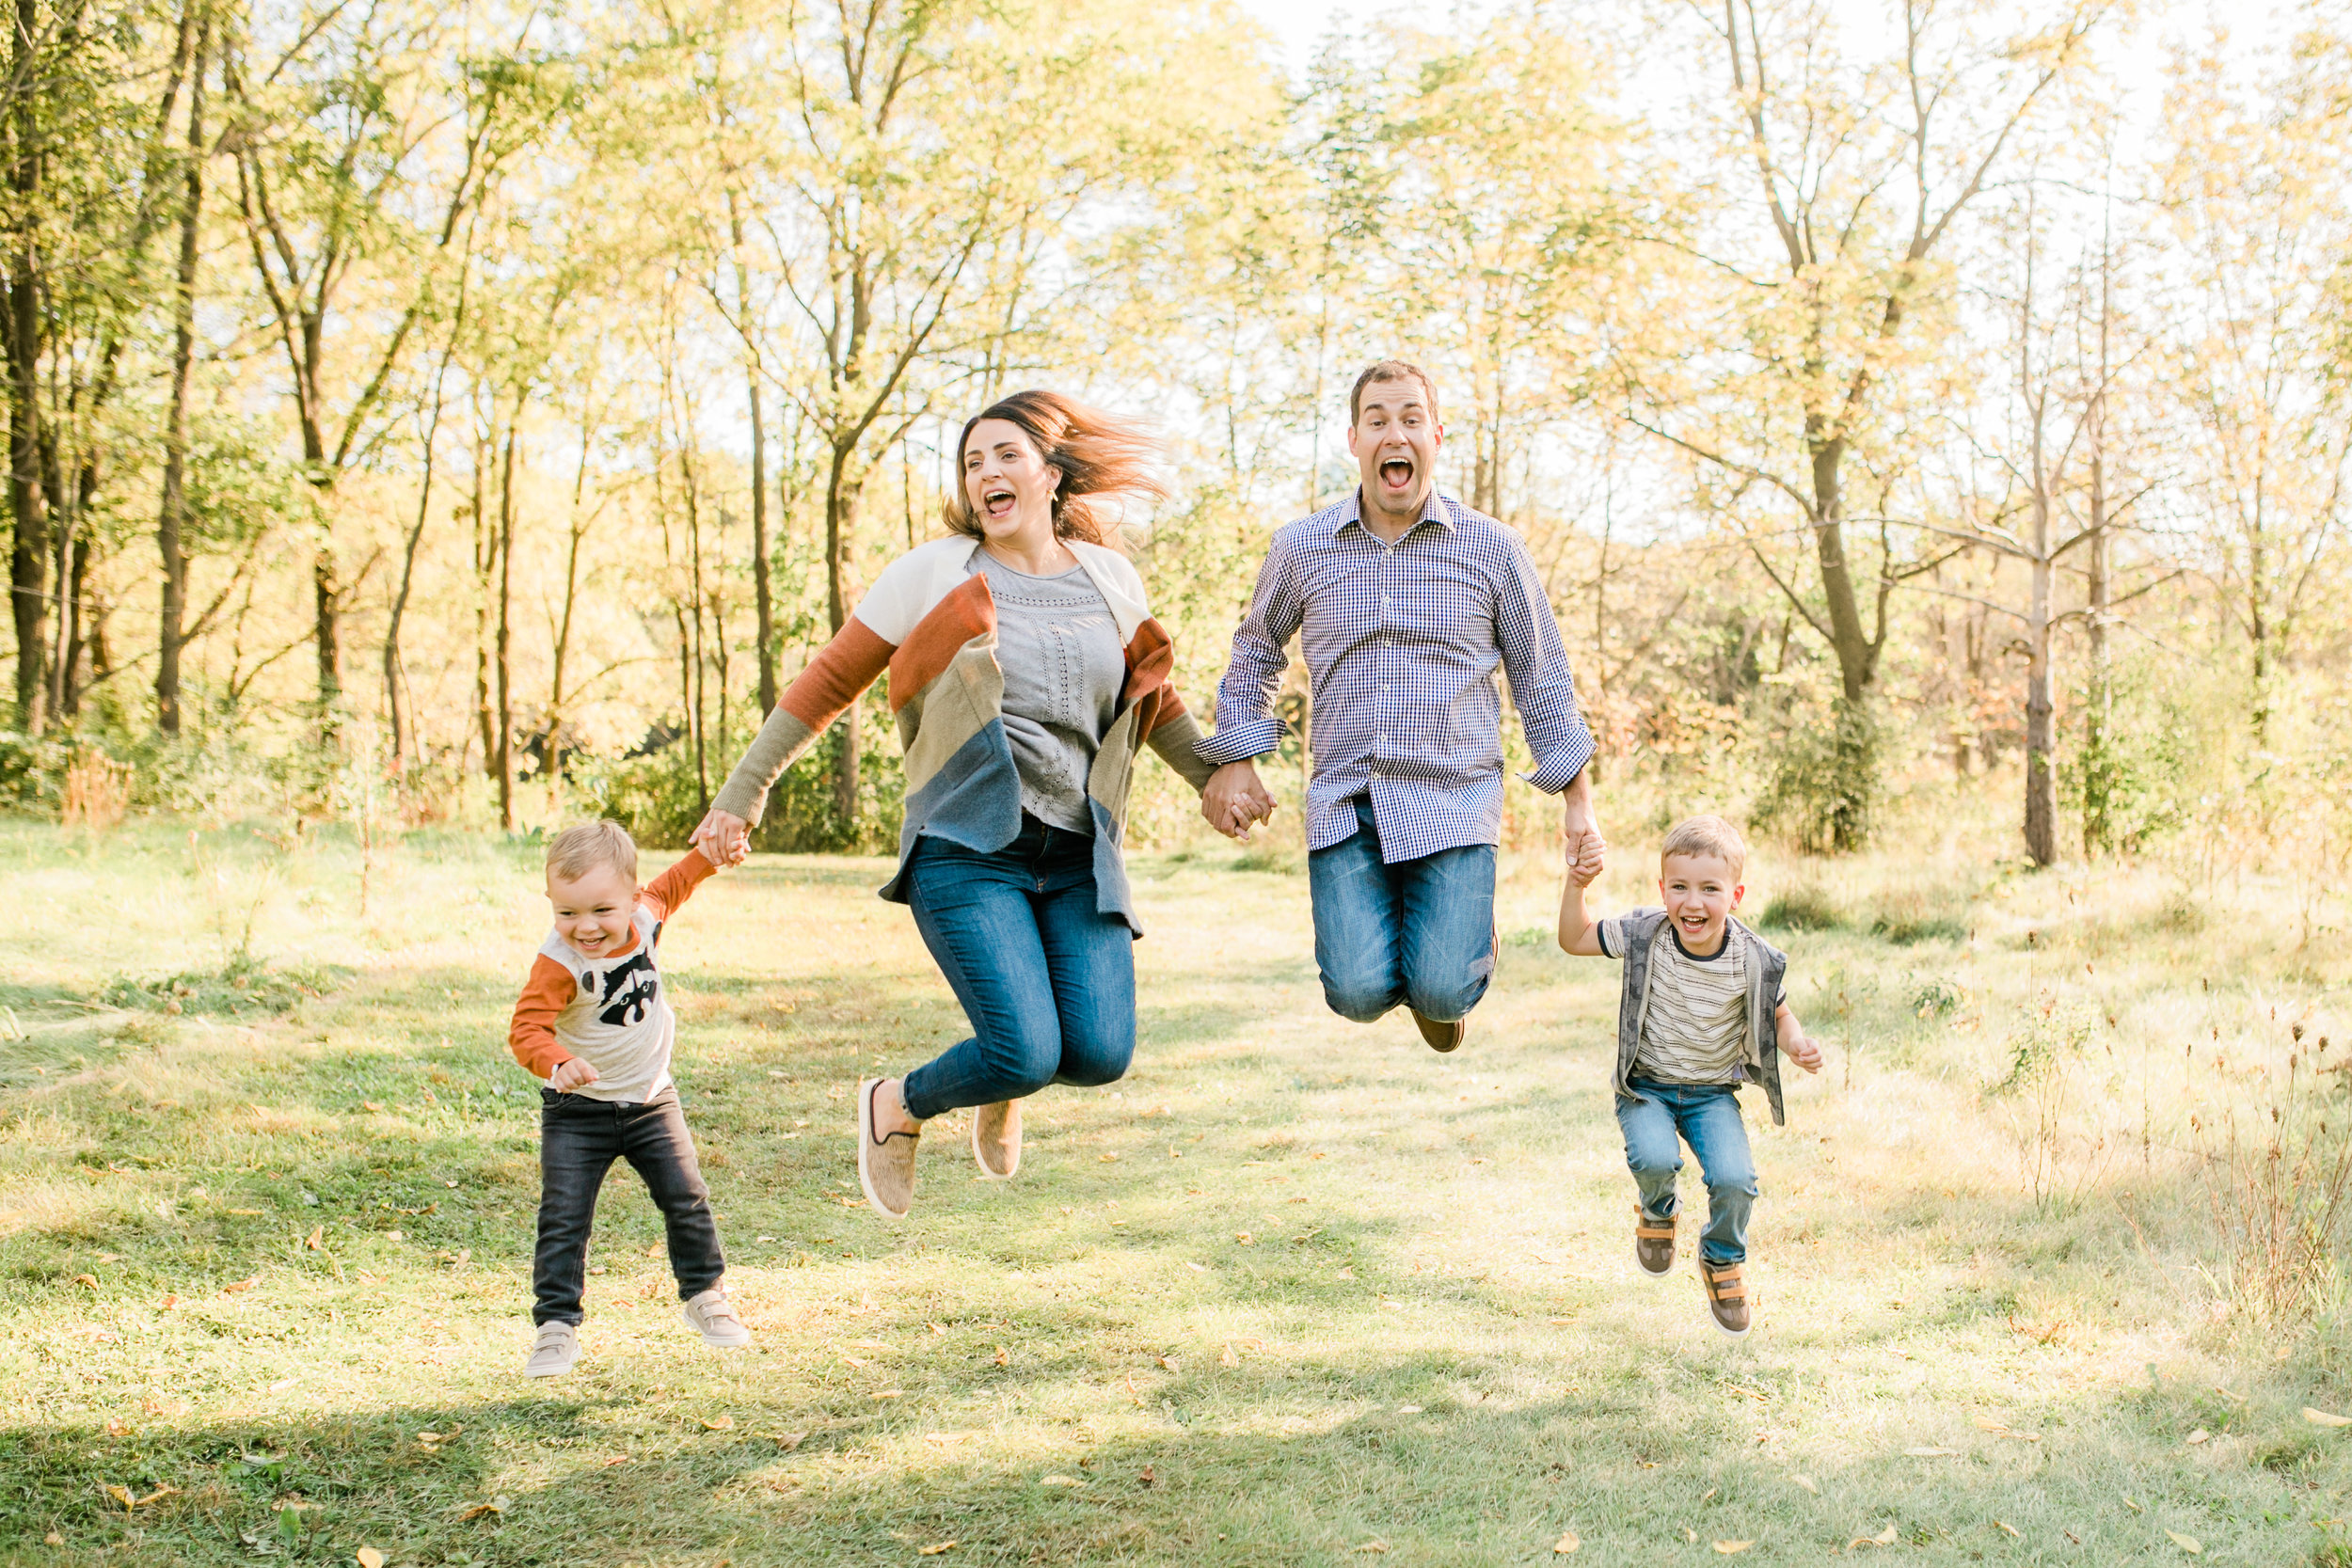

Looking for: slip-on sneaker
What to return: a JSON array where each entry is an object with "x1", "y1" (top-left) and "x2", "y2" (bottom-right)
[
  {"x1": 973, "y1": 1099, "x2": 1021, "y2": 1180},
  {"x1": 857, "y1": 1077, "x2": 920, "y2": 1220},
  {"x1": 1411, "y1": 1009, "x2": 1467, "y2": 1053}
]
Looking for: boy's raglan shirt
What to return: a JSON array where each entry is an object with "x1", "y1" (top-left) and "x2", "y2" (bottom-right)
[
  {"x1": 508, "y1": 850, "x2": 718, "y2": 1103},
  {"x1": 1597, "y1": 914, "x2": 1787, "y2": 1084}
]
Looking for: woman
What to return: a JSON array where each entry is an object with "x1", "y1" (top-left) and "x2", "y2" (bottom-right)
[{"x1": 690, "y1": 391, "x2": 1217, "y2": 1220}]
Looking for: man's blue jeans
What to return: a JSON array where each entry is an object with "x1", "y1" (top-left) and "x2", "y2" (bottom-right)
[
  {"x1": 899, "y1": 816, "x2": 1136, "y2": 1120},
  {"x1": 1307, "y1": 799, "x2": 1496, "y2": 1024},
  {"x1": 1617, "y1": 1079, "x2": 1758, "y2": 1266}
]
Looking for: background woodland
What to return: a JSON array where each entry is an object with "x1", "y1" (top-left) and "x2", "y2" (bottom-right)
[{"x1": 6, "y1": 0, "x2": 2349, "y2": 887}]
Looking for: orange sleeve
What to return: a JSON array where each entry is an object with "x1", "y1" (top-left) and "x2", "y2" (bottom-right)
[
  {"x1": 509, "y1": 954, "x2": 578, "y2": 1079},
  {"x1": 642, "y1": 847, "x2": 720, "y2": 924}
]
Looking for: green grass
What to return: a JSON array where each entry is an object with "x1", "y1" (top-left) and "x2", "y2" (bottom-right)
[{"x1": 0, "y1": 812, "x2": 2348, "y2": 1565}]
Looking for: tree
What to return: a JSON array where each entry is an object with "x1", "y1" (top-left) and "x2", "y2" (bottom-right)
[{"x1": 1620, "y1": 0, "x2": 2108, "y2": 846}]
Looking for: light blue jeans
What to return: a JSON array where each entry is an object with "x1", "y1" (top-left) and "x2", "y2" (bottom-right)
[
  {"x1": 898, "y1": 816, "x2": 1136, "y2": 1121},
  {"x1": 1617, "y1": 1079, "x2": 1758, "y2": 1266},
  {"x1": 1307, "y1": 799, "x2": 1497, "y2": 1024}
]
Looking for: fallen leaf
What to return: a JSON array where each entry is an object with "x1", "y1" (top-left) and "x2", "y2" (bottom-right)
[
  {"x1": 304, "y1": 1226, "x2": 324, "y2": 1250},
  {"x1": 1713, "y1": 1541, "x2": 1754, "y2": 1555},
  {"x1": 2166, "y1": 1529, "x2": 2202, "y2": 1554},
  {"x1": 1395, "y1": 1404, "x2": 1424, "y2": 1415},
  {"x1": 44, "y1": 1533, "x2": 62, "y2": 1546},
  {"x1": 73, "y1": 1274, "x2": 98, "y2": 1290},
  {"x1": 1157, "y1": 1354, "x2": 1180, "y2": 1370},
  {"x1": 1684, "y1": 1528, "x2": 1698, "y2": 1544},
  {"x1": 1099, "y1": 1152, "x2": 1118, "y2": 1162},
  {"x1": 104, "y1": 1417, "x2": 130, "y2": 1437},
  {"x1": 702, "y1": 1415, "x2": 736, "y2": 1431},
  {"x1": 2064, "y1": 1528, "x2": 2081, "y2": 1544},
  {"x1": 919, "y1": 1544, "x2": 957, "y2": 1557},
  {"x1": 1354, "y1": 1541, "x2": 1389, "y2": 1554},
  {"x1": 358, "y1": 1550, "x2": 387, "y2": 1568},
  {"x1": 1138, "y1": 1464, "x2": 1158, "y2": 1488},
  {"x1": 220, "y1": 1277, "x2": 257, "y2": 1295},
  {"x1": 992, "y1": 1347, "x2": 1009, "y2": 1367},
  {"x1": 775, "y1": 1433, "x2": 807, "y2": 1451},
  {"x1": 455, "y1": 1495, "x2": 510, "y2": 1521},
  {"x1": 1553, "y1": 1531, "x2": 1581, "y2": 1554},
  {"x1": 841, "y1": 1356, "x2": 869, "y2": 1368},
  {"x1": 103, "y1": 1484, "x2": 134, "y2": 1509},
  {"x1": 1040, "y1": 1474, "x2": 1089, "y2": 1488},
  {"x1": 2185, "y1": 1428, "x2": 2209, "y2": 1445},
  {"x1": 1220, "y1": 1343, "x2": 1238, "y2": 1368},
  {"x1": 1791, "y1": 1474, "x2": 1818, "y2": 1494},
  {"x1": 1336, "y1": 1266, "x2": 1356, "y2": 1279},
  {"x1": 1549, "y1": 1316, "x2": 1575, "y2": 1325},
  {"x1": 872, "y1": 1390, "x2": 904, "y2": 1401},
  {"x1": 2305, "y1": 1407, "x2": 2352, "y2": 1427},
  {"x1": 1994, "y1": 1520, "x2": 2019, "y2": 1537},
  {"x1": 1234, "y1": 1232, "x2": 1252, "y2": 1244},
  {"x1": 2124, "y1": 1497, "x2": 2143, "y2": 1513},
  {"x1": 158, "y1": 1294, "x2": 180, "y2": 1310}
]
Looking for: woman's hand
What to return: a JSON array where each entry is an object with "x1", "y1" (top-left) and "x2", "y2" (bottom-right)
[{"x1": 691, "y1": 809, "x2": 752, "y2": 866}]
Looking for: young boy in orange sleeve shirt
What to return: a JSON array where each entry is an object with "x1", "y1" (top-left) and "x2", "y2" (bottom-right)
[{"x1": 509, "y1": 820, "x2": 745, "y2": 1377}]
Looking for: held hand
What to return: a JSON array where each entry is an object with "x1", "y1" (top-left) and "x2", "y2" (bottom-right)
[
  {"x1": 1201, "y1": 761, "x2": 1276, "y2": 843},
  {"x1": 548, "y1": 1057, "x2": 600, "y2": 1093},
  {"x1": 1568, "y1": 836, "x2": 1605, "y2": 888},
  {"x1": 691, "y1": 808, "x2": 752, "y2": 866},
  {"x1": 1785, "y1": 1032, "x2": 1823, "y2": 1075}
]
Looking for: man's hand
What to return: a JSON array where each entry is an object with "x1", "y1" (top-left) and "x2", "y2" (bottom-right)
[
  {"x1": 548, "y1": 1057, "x2": 600, "y2": 1093},
  {"x1": 1560, "y1": 768, "x2": 1605, "y2": 876},
  {"x1": 1201, "y1": 760, "x2": 1277, "y2": 842},
  {"x1": 691, "y1": 808, "x2": 751, "y2": 866}
]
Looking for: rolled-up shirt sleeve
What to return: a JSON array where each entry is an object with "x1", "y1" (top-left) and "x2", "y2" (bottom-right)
[
  {"x1": 1495, "y1": 532, "x2": 1595, "y2": 793},
  {"x1": 1196, "y1": 534, "x2": 1305, "y2": 767}
]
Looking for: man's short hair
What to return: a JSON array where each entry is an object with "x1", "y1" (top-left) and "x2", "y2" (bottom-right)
[
  {"x1": 547, "y1": 819, "x2": 639, "y2": 885},
  {"x1": 1660, "y1": 815, "x2": 1747, "y2": 880},
  {"x1": 1349, "y1": 359, "x2": 1440, "y2": 427}
]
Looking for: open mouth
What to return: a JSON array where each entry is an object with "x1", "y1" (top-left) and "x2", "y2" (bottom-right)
[
  {"x1": 1377, "y1": 456, "x2": 1415, "y2": 493},
  {"x1": 982, "y1": 487, "x2": 1016, "y2": 520}
]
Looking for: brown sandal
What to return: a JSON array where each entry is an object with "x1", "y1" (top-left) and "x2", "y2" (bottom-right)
[
  {"x1": 1634, "y1": 1212, "x2": 1677, "y2": 1277},
  {"x1": 1700, "y1": 1260, "x2": 1752, "y2": 1338}
]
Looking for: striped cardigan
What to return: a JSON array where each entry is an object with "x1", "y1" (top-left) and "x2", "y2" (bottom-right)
[{"x1": 710, "y1": 534, "x2": 1217, "y2": 935}]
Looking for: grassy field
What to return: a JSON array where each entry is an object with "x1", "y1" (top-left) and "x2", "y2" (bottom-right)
[{"x1": 1, "y1": 804, "x2": 2348, "y2": 1566}]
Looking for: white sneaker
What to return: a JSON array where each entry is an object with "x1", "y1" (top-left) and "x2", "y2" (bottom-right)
[
  {"x1": 525, "y1": 1321, "x2": 579, "y2": 1377},
  {"x1": 681, "y1": 1286, "x2": 752, "y2": 1348}
]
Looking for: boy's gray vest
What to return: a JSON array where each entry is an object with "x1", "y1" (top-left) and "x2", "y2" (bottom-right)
[{"x1": 1612, "y1": 909, "x2": 1791, "y2": 1126}]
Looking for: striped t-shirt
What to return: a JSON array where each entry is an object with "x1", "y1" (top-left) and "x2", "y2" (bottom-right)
[{"x1": 1598, "y1": 920, "x2": 1786, "y2": 1085}]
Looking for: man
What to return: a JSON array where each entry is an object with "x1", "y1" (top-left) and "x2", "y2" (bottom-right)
[{"x1": 1197, "y1": 360, "x2": 1603, "y2": 1052}]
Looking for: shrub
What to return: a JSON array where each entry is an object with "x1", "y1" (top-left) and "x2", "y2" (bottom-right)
[
  {"x1": 1758, "y1": 884, "x2": 1842, "y2": 932},
  {"x1": 1752, "y1": 697, "x2": 1880, "y2": 852}
]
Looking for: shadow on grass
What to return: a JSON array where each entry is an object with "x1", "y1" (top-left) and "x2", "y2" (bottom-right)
[{"x1": 1, "y1": 1358, "x2": 2292, "y2": 1567}]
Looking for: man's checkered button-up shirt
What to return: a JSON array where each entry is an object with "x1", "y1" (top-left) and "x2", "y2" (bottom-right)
[{"x1": 1197, "y1": 488, "x2": 1596, "y2": 863}]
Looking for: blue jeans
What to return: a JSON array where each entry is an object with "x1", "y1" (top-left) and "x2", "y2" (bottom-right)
[
  {"x1": 1617, "y1": 1079, "x2": 1758, "y2": 1265},
  {"x1": 1307, "y1": 799, "x2": 1496, "y2": 1023},
  {"x1": 898, "y1": 816, "x2": 1136, "y2": 1120}
]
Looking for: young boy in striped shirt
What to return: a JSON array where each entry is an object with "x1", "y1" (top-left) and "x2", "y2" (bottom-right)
[
  {"x1": 507, "y1": 820, "x2": 748, "y2": 1377},
  {"x1": 1558, "y1": 816, "x2": 1820, "y2": 1337}
]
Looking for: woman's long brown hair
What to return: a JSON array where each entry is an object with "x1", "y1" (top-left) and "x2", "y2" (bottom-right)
[{"x1": 944, "y1": 390, "x2": 1169, "y2": 546}]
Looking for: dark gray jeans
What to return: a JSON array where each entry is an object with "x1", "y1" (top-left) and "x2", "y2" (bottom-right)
[{"x1": 533, "y1": 1086, "x2": 724, "y2": 1325}]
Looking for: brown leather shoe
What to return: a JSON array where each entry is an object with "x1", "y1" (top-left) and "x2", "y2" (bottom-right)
[
  {"x1": 973, "y1": 1099, "x2": 1021, "y2": 1179},
  {"x1": 1700, "y1": 1260, "x2": 1752, "y2": 1338},
  {"x1": 1635, "y1": 1212, "x2": 1677, "y2": 1277},
  {"x1": 1410, "y1": 1009, "x2": 1467, "y2": 1053}
]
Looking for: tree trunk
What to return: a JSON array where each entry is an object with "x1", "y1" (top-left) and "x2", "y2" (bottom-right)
[
  {"x1": 6, "y1": 0, "x2": 47, "y2": 735},
  {"x1": 155, "y1": 10, "x2": 210, "y2": 736},
  {"x1": 470, "y1": 435, "x2": 494, "y2": 773},
  {"x1": 2024, "y1": 548, "x2": 2056, "y2": 867},
  {"x1": 825, "y1": 443, "x2": 860, "y2": 827},
  {"x1": 750, "y1": 374, "x2": 775, "y2": 717},
  {"x1": 546, "y1": 420, "x2": 594, "y2": 812},
  {"x1": 681, "y1": 446, "x2": 710, "y2": 812},
  {"x1": 495, "y1": 422, "x2": 517, "y2": 831}
]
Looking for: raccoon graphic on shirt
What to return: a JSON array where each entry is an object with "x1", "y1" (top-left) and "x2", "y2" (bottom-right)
[{"x1": 508, "y1": 850, "x2": 717, "y2": 1104}]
